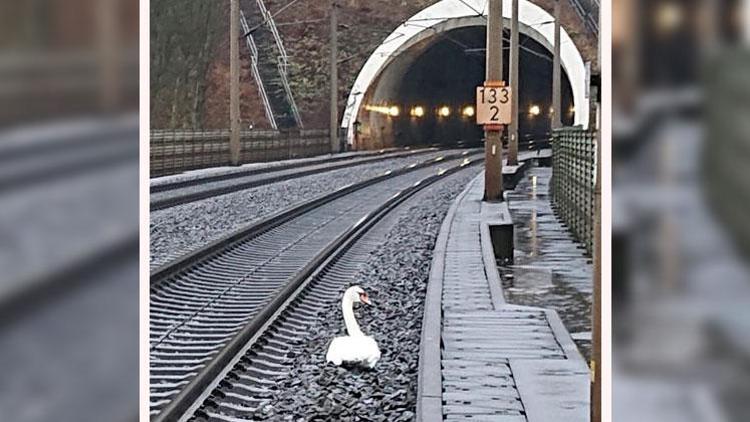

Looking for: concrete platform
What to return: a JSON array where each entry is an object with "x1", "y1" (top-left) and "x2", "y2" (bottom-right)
[{"x1": 418, "y1": 167, "x2": 590, "y2": 422}]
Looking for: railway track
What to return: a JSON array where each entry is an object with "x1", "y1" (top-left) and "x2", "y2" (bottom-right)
[
  {"x1": 0, "y1": 117, "x2": 137, "y2": 194},
  {"x1": 149, "y1": 147, "x2": 448, "y2": 211},
  {"x1": 0, "y1": 116, "x2": 139, "y2": 421},
  {"x1": 149, "y1": 150, "x2": 482, "y2": 419},
  {"x1": 150, "y1": 147, "x2": 433, "y2": 193},
  {"x1": 149, "y1": 149, "x2": 479, "y2": 281}
]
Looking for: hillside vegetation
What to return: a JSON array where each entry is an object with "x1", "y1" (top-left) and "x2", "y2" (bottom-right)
[{"x1": 150, "y1": 0, "x2": 596, "y2": 130}]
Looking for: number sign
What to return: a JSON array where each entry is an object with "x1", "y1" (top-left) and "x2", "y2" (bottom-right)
[{"x1": 476, "y1": 84, "x2": 512, "y2": 126}]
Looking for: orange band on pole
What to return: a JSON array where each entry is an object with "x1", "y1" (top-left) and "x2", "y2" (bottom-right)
[{"x1": 484, "y1": 80, "x2": 506, "y2": 87}]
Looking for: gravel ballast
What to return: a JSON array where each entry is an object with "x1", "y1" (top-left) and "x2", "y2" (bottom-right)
[
  {"x1": 228, "y1": 166, "x2": 482, "y2": 421},
  {"x1": 150, "y1": 149, "x2": 467, "y2": 267},
  {"x1": 149, "y1": 148, "x2": 409, "y2": 188}
]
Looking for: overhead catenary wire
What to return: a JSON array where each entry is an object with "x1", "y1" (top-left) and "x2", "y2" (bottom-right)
[
  {"x1": 243, "y1": 0, "x2": 565, "y2": 62},
  {"x1": 242, "y1": 0, "x2": 568, "y2": 46},
  {"x1": 275, "y1": 18, "x2": 328, "y2": 27},
  {"x1": 238, "y1": 0, "x2": 576, "y2": 106},
  {"x1": 456, "y1": 0, "x2": 485, "y2": 17}
]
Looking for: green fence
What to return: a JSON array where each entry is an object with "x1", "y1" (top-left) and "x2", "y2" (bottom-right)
[
  {"x1": 551, "y1": 127, "x2": 597, "y2": 255},
  {"x1": 150, "y1": 129, "x2": 343, "y2": 177},
  {"x1": 704, "y1": 50, "x2": 750, "y2": 258}
]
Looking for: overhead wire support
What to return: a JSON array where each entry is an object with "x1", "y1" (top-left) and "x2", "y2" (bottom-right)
[
  {"x1": 230, "y1": 0, "x2": 241, "y2": 165},
  {"x1": 509, "y1": 0, "x2": 519, "y2": 165},
  {"x1": 330, "y1": 0, "x2": 340, "y2": 153},
  {"x1": 483, "y1": 0, "x2": 504, "y2": 201}
]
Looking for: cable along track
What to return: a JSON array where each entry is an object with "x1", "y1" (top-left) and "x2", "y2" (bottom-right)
[{"x1": 149, "y1": 150, "x2": 480, "y2": 418}]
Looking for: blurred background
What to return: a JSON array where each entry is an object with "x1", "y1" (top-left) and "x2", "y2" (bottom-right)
[
  {"x1": 613, "y1": 0, "x2": 750, "y2": 420},
  {"x1": 0, "y1": 1, "x2": 138, "y2": 421},
  {"x1": 2, "y1": 0, "x2": 749, "y2": 419}
]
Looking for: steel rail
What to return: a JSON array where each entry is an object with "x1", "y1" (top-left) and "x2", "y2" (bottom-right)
[
  {"x1": 150, "y1": 147, "x2": 433, "y2": 194},
  {"x1": 152, "y1": 156, "x2": 480, "y2": 422},
  {"x1": 148, "y1": 152, "x2": 481, "y2": 416},
  {"x1": 149, "y1": 149, "x2": 480, "y2": 285},
  {"x1": 149, "y1": 149, "x2": 457, "y2": 211},
  {"x1": 0, "y1": 142, "x2": 137, "y2": 194}
]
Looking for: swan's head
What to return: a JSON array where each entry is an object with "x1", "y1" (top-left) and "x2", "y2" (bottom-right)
[{"x1": 345, "y1": 285, "x2": 371, "y2": 305}]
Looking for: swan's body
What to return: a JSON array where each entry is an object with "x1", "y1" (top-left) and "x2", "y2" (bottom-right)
[
  {"x1": 326, "y1": 286, "x2": 381, "y2": 369},
  {"x1": 326, "y1": 335, "x2": 380, "y2": 368}
]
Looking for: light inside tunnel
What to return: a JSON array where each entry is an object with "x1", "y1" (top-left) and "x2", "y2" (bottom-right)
[
  {"x1": 364, "y1": 104, "x2": 400, "y2": 117},
  {"x1": 410, "y1": 106, "x2": 425, "y2": 117},
  {"x1": 357, "y1": 26, "x2": 575, "y2": 149},
  {"x1": 529, "y1": 105, "x2": 541, "y2": 116}
]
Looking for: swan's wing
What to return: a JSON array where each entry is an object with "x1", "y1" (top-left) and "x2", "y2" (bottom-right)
[
  {"x1": 347, "y1": 336, "x2": 381, "y2": 368},
  {"x1": 326, "y1": 337, "x2": 347, "y2": 365},
  {"x1": 326, "y1": 336, "x2": 381, "y2": 368},
  {"x1": 362, "y1": 336, "x2": 381, "y2": 368}
]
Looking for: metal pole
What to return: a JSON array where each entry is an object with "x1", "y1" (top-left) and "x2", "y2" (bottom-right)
[
  {"x1": 484, "y1": 0, "x2": 504, "y2": 201},
  {"x1": 591, "y1": 97, "x2": 601, "y2": 422},
  {"x1": 329, "y1": 1, "x2": 340, "y2": 153},
  {"x1": 551, "y1": 0, "x2": 562, "y2": 130},
  {"x1": 230, "y1": 0, "x2": 241, "y2": 165},
  {"x1": 591, "y1": 5, "x2": 602, "y2": 419},
  {"x1": 508, "y1": 0, "x2": 519, "y2": 164}
]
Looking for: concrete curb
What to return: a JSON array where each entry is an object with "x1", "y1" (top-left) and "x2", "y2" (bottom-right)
[
  {"x1": 479, "y1": 159, "x2": 532, "y2": 309},
  {"x1": 417, "y1": 156, "x2": 554, "y2": 421},
  {"x1": 545, "y1": 308, "x2": 588, "y2": 365},
  {"x1": 480, "y1": 220, "x2": 507, "y2": 308},
  {"x1": 419, "y1": 160, "x2": 591, "y2": 421},
  {"x1": 416, "y1": 173, "x2": 481, "y2": 422},
  {"x1": 502, "y1": 160, "x2": 529, "y2": 190}
]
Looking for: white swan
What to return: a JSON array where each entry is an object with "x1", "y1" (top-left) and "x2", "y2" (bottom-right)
[{"x1": 326, "y1": 286, "x2": 381, "y2": 369}]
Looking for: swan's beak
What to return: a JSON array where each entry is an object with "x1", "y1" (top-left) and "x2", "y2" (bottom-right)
[{"x1": 360, "y1": 293, "x2": 372, "y2": 306}]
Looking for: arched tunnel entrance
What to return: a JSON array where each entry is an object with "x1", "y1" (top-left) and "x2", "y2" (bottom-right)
[
  {"x1": 377, "y1": 26, "x2": 575, "y2": 148},
  {"x1": 343, "y1": 0, "x2": 589, "y2": 151}
]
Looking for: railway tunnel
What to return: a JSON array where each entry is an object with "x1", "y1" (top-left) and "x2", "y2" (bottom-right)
[
  {"x1": 343, "y1": 0, "x2": 589, "y2": 151},
  {"x1": 367, "y1": 26, "x2": 574, "y2": 148}
]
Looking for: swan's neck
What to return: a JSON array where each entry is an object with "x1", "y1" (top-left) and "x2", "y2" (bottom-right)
[{"x1": 342, "y1": 297, "x2": 364, "y2": 336}]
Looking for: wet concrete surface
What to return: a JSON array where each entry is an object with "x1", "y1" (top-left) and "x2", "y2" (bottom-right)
[
  {"x1": 498, "y1": 165, "x2": 593, "y2": 361},
  {"x1": 614, "y1": 118, "x2": 750, "y2": 421}
]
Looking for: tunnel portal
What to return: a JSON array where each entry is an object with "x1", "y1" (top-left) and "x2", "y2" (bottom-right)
[{"x1": 354, "y1": 26, "x2": 575, "y2": 150}]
